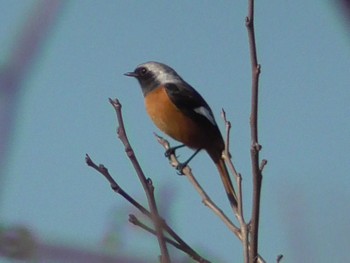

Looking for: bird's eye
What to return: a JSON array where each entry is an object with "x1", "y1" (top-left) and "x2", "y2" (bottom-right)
[{"x1": 139, "y1": 67, "x2": 148, "y2": 76}]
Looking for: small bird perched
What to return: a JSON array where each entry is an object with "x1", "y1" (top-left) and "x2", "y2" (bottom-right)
[{"x1": 125, "y1": 61, "x2": 237, "y2": 207}]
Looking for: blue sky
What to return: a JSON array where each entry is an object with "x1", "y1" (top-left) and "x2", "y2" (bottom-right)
[{"x1": 1, "y1": 1, "x2": 349, "y2": 262}]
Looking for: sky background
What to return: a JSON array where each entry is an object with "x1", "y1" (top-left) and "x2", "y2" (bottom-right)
[{"x1": 1, "y1": 0, "x2": 350, "y2": 262}]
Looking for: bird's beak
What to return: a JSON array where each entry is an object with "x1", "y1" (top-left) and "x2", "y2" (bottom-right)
[{"x1": 124, "y1": 71, "x2": 138, "y2": 77}]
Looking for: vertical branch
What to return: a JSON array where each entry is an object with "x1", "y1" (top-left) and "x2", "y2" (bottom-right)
[
  {"x1": 221, "y1": 110, "x2": 249, "y2": 262},
  {"x1": 246, "y1": 0, "x2": 262, "y2": 262},
  {"x1": 109, "y1": 98, "x2": 170, "y2": 263},
  {"x1": 221, "y1": 112, "x2": 266, "y2": 263}
]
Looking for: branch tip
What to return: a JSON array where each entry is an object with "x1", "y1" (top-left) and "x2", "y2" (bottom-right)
[
  {"x1": 257, "y1": 64, "x2": 261, "y2": 74},
  {"x1": 221, "y1": 108, "x2": 226, "y2": 120},
  {"x1": 85, "y1": 154, "x2": 93, "y2": 166},
  {"x1": 277, "y1": 254, "x2": 283, "y2": 263},
  {"x1": 129, "y1": 214, "x2": 138, "y2": 224},
  {"x1": 155, "y1": 133, "x2": 171, "y2": 150},
  {"x1": 260, "y1": 159, "x2": 268, "y2": 172},
  {"x1": 245, "y1": 16, "x2": 251, "y2": 26},
  {"x1": 108, "y1": 97, "x2": 120, "y2": 107}
]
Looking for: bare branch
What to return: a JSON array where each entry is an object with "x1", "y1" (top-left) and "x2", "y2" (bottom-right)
[
  {"x1": 221, "y1": 110, "x2": 247, "y2": 224},
  {"x1": 85, "y1": 154, "x2": 210, "y2": 263},
  {"x1": 109, "y1": 98, "x2": 170, "y2": 263},
  {"x1": 87, "y1": 99, "x2": 212, "y2": 262},
  {"x1": 277, "y1": 254, "x2": 284, "y2": 263},
  {"x1": 221, "y1": 111, "x2": 249, "y2": 262},
  {"x1": 155, "y1": 135, "x2": 241, "y2": 237},
  {"x1": 85, "y1": 154, "x2": 150, "y2": 216},
  {"x1": 128, "y1": 214, "x2": 181, "y2": 251},
  {"x1": 156, "y1": 131, "x2": 267, "y2": 263},
  {"x1": 221, "y1": 109, "x2": 232, "y2": 157},
  {"x1": 259, "y1": 159, "x2": 268, "y2": 173},
  {"x1": 221, "y1": 112, "x2": 266, "y2": 263},
  {"x1": 246, "y1": 0, "x2": 263, "y2": 261},
  {"x1": 128, "y1": 214, "x2": 211, "y2": 263}
]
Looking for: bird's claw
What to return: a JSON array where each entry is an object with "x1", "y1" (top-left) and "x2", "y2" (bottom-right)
[
  {"x1": 176, "y1": 163, "x2": 187, "y2": 175},
  {"x1": 165, "y1": 148, "x2": 176, "y2": 158},
  {"x1": 164, "y1": 145, "x2": 185, "y2": 159}
]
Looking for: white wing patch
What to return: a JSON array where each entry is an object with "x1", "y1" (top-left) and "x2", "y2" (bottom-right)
[{"x1": 194, "y1": 106, "x2": 216, "y2": 126}]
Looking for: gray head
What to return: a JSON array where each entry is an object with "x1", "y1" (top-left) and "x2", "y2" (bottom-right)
[{"x1": 124, "y1": 61, "x2": 184, "y2": 96}]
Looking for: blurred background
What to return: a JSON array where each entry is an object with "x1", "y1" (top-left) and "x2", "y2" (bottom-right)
[{"x1": 1, "y1": 0, "x2": 349, "y2": 262}]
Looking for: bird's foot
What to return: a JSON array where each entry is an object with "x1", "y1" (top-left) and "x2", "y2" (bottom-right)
[
  {"x1": 175, "y1": 162, "x2": 188, "y2": 175},
  {"x1": 164, "y1": 144, "x2": 185, "y2": 158}
]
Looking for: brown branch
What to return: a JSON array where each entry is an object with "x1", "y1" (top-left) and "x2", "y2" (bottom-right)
[
  {"x1": 128, "y1": 214, "x2": 210, "y2": 263},
  {"x1": 155, "y1": 135, "x2": 241, "y2": 237},
  {"x1": 221, "y1": 109, "x2": 240, "y2": 180},
  {"x1": 128, "y1": 214, "x2": 182, "y2": 251},
  {"x1": 156, "y1": 134, "x2": 266, "y2": 263},
  {"x1": 221, "y1": 110, "x2": 246, "y2": 223},
  {"x1": 108, "y1": 98, "x2": 170, "y2": 263},
  {"x1": 221, "y1": 109, "x2": 232, "y2": 158},
  {"x1": 87, "y1": 98, "x2": 210, "y2": 262},
  {"x1": 259, "y1": 159, "x2": 268, "y2": 173},
  {"x1": 85, "y1": 154, "x2": 210, "y2": 263},
  {"x1": 85, "y1": 155, "x2": 150, "y2": 216},
  {"x1": 221, "y1": 110, "x2": 249, "y2": 263},
  {"x1": 222, "y1": 108, "x2": 267, "y2": 263},
  {"x1": 246, "y1": 0, "x2": 263, "y2": 262}
]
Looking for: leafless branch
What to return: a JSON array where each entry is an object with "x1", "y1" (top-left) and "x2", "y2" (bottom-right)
[
  {"x1": 86, "y1": 155, "x2": 210, "y2": 263},
  {"x1": 155, "y1": 133, "x2": 266, "y2": 263},
  {"x1": 259, "y1": 159, "x2": 268, "y2": 173},
  {"x1": 221, "y1": 109, "x2": 232, "y2": 158},
  {"x1": 155, "y1": 135, "x2": 241, "y2": 237},
  {"x1": 246, "y1": 0, "x2": 264, "y2": 262},
  {"x1": 86, "y1": 99, "x2": 212, "y2": 263},
  {"x1": 221, "y1": 110, "x2": 249, "y2": 263},
  {"x1": 129, "y1": 215, "x2": 212, "y2": 263},
  {"x1": 109, "y1": 98, "x2": 170, "y2": 263},
  {"x1": 85, "y1": 155, "x2": 150, "y2": 216},
  {"x1": 128, "y1": 214, "x2": 181, "y2": 250},
  {"x1": 85, "y1": 154, "x2": 210, "y2": 262}
]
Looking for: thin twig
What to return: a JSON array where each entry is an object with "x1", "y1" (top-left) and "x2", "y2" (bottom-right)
[
  {"x1": 85, "y1": 155, "x2": 150, "y2": 216},
  {"x1": 221, "y1": 109, "x2": 232, "y2": 157},
  {"x1": 259, "y1": 159, "x2": 268, "y2": 173},
  {"x1": 85, "y1": 154, "x2": 210, "y2": 263},
  {"x1": 221, "y1": 110, "x2": 240, "y2": 180},
  {"x1": 128, "y1": 214, "x2": 210, "y2": 263},
  {"x1": 237, "y1": 173, "x2": 249, "y2": 263},
  {"x1": 128, "y1": 214, "x2": 182, "y2": 251},
  {"x1": 221, "y1": 110, "x2": 246, "y2": 224},
  {"x1": 221, "y1": 110, "x2": 249, "y2": 263},
  {"x1": 221, "y1": 110, "x2": 266, "y2": 263},
  {"x1": 155, "y1": 135, "x2": 241, "y2": 237},
  {"x1": 109, "y1": 98, "x2": 170, "y2": 263},
  {"x1": 246, "y1": 0, "x2": 263, "y2": 262},
  {"x1": 156, "y1": 134, "x2": 267, "y2": 263}
]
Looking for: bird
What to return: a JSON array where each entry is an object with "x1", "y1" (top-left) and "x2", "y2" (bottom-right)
[{"x1": 125, "y1": 61, "x2": 237, "y2": 208}]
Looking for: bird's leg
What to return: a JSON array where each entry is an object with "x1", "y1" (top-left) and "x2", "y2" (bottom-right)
[
  {"x1": 164, "y1": 144, "x2": 186, "y2": 158},
  {"x1": 176, "y1": 148, "x2": 201, "y2": 175}
]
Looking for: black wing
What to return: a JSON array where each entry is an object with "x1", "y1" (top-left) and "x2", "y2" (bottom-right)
[{"x1": 165, "y1": 82, "x2": 217, "y2": 128}]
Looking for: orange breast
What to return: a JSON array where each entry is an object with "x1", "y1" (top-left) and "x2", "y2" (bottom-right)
[{"x1": 144, "y1": 86, "x2": 203, "y2": 149}]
